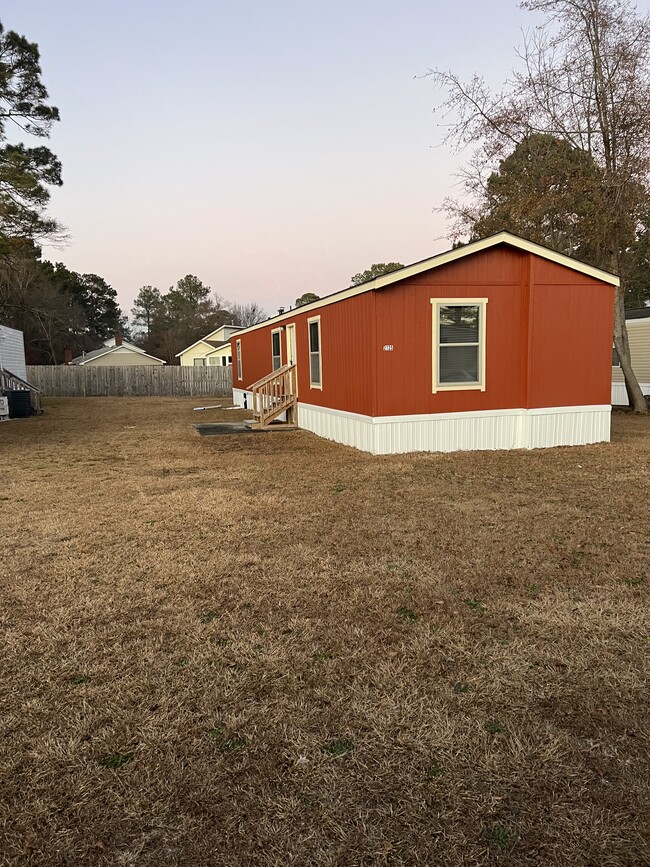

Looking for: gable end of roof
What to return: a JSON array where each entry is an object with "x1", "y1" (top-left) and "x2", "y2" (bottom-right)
[{"x1": 233, "y1": 232, "x2": 620, "y2": 338}]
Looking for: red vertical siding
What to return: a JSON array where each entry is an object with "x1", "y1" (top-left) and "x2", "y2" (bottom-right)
[
  {"x1": 232, "y1": 245, "x2": 615, "y2": 418},
  {"x1": 233, "y1": 292, "x2": 375, "y2": 415},
  {"x1": 374, "y1": 247, "x2": 527, "y2": 415},
  {"x1": 527, "y1": 257, "x2": 615, "y2": 408}
]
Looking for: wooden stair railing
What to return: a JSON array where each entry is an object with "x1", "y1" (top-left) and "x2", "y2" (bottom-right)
[
  {"x1": 0, "y1": 367, "x2": 41, "y2": 413},
  {"x1": 248, "y1": 363, "x2": 297, "y2": 428}
]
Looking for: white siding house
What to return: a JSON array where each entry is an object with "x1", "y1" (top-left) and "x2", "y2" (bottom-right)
[
  {"x1": 177, "y1": 324, "x2": 243, "y2": 366},
  {"x1": 70, "y1": 336, "x2": 166, "y2": 366},
  {"x1": 612, "y1": 309, "x2": 650, "y2": 405},
  {"x1": 0, "y1": 324, "x2": 27, "y2": 380}
]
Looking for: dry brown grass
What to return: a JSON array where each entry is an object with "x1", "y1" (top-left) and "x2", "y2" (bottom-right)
[{"x1": 0, "y1": 398, "x2": 648, "y2": 867}]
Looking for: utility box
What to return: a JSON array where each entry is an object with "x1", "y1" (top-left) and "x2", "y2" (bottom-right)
[
  {"x1": 4, "y1": 390, "x2": 31, "y2": 418},
  {"x1": 0, "y1": 396, "x2": 8, "y2": 421}
]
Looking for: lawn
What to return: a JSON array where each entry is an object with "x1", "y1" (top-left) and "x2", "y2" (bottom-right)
[{"x1": 0, "y1": 398, "x2": 648, "y2": 867}]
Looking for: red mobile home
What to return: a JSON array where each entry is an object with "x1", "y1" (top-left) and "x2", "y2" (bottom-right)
[{"x1": 232, "y1": 233, "x2": 617, "y2": 455}]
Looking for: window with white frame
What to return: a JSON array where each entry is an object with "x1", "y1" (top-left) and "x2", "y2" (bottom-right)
[
  {"x1": 236, "y1": 339, "x2": 242, "y2": 380},
  {"x1": 193, "y1": 357, "x2": 206, "y2": 366},
  {"x1": 208, "y1": 357, "x2": 219, "y2": 365},
  {"x1": 271, "y1": 329, "x2": 282, "y2": 370},
  {"x1": 308, "y1": 316, "x2": 322, "y2": 388},
  {"x1": 431, "y1": 299, "x2": 487, "y2": 392}
]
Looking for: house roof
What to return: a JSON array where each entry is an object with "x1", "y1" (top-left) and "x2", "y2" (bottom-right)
[
  {"x1": 625, "y1": 307, "x2": 650, "y2": 320},
  {"x1": 175, "y1": 338, "x2": 216, "y2": 357},
  {"x1": 102, "y1": 337, "x2": 147, "y2": 353},
  {"x1": 234, "y1": 232, "x2": 620, "y2": 337},
  {"x1": 71, "y1": 345, "x2": 167, "y2": 365},
  {"x1": 176, "y1": 325, "x2": 243, "y2": 357},
  {"x1": 201, "y1": 343, "x2": 233, "y2": 359}
]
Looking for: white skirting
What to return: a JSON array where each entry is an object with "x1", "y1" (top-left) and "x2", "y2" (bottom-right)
[
  {"x1": 297, "y1": 402, "x2": 611, "y2": 455},
  {"x1": 232, "y1": 387, "x2": 287, "y2": 421},
  {"x1": 232, "y1": 387, "x2": 252, "y2": 409},
  {"x1": 611, "y1": 380, "x2": 650, "y2": 406}
]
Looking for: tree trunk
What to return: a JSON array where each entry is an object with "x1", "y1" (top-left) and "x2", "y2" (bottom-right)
[{"x1": 613, "y1": 284, "x2": 647, "y2": 412}]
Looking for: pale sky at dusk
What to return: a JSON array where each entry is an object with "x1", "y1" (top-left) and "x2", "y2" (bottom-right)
[{"x1": 6, "y1": 1, "x2": 549, "y2": 318}]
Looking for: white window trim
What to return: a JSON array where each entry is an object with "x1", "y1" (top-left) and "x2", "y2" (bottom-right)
[
  {"x1": 307, "y1": 315, "x2": 322, "y2": 390},
  {"x1": 236, "y1": 339, "x2": 242, "y2": 381},
  {"x1": 430, "y1": 298, "x2": 487, "y2": 394},
  {"x1": 271, "y1": 327, "x2": 283, "y2": 370}
]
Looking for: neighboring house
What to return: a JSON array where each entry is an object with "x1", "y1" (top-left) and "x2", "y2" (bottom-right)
[
  {"x1": 177, "y1": 324, "x2": 243, "y2": 366},
  {"x1": 0, "y1": 324, "x2": 41, "y2": 415},
  {"x1": 70, "y1": 334, "x2": 166, "y2": 366},
  {"x1": 233, "y1": 232, "x2": 617, "y2": 455},
  {"x1": 611, "y1": 307, "x2": 650, "y2": 406},
  {"x1": 0, "y1": 324, "x2": 28, "y2": 380}
]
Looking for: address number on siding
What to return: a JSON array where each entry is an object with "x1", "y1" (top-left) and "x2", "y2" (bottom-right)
[{"x1": 383, "y1": 344, "x2": 394, "y2": 351}]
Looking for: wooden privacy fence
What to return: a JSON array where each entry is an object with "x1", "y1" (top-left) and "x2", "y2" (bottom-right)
[{"x1": 27, "y1": 365, "x2": 233, "y2": 398}]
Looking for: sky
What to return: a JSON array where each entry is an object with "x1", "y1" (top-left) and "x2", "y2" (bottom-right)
[{"x1": 5, "y1": 0, "x2": 554, "y2": 318}]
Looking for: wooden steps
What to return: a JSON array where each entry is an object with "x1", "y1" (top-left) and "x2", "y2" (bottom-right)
[{"x1": 248, "y1": 364, "x2": 298, "y2": 430}]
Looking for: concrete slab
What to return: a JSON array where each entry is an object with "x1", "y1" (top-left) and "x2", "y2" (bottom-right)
[
  {"x1": 194, "y1": 422, "x2": 299, "y2": 437},
  {"x1": 194, "y1": 422, "x2": 255, "y2": 436}
]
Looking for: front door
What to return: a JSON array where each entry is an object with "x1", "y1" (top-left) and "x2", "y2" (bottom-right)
[
  {"x1": 285, "y1": 323, "x2": 297, "y2": 399},
  {"x1": 285, "y1": 324, "x2": 297, "y2": 366}
]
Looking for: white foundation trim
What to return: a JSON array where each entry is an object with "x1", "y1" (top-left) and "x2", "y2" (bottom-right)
[
  {"x1": 232, "y1": 387, "x2": 253, "y2": 409},
  {"x1": 611, "y1": 381, "x2": 650, "y2": 407},
  {"x1": 232, "y1": 386, "x2": 287, "y2": 421},
  {"x1": 297, "y1": 402, "x2": 611, "y2": 455}
]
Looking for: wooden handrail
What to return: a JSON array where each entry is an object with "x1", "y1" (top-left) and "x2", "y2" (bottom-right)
[
  {"x1": 250, "y1": 363, "x2": 297, "y2": 428},
  {"x1": 247, "y1": 364, "x2": 291, "y2": 391},
  {"x1": 0, "y1": 367, "x2": 40, "y2": 393}
]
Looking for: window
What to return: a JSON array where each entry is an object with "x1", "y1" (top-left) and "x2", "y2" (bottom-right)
[
  {"x1": 228, "y1": 355, "x2": 232, "y2": 364},
  {"x1": 271, "y1": 329, "x2": 282, "y2": 370},
  {"x1": 308, "y1": 316, "x2": 322, "y2": 388},
  {"x1": 612, "y1": 346, "x2": 620, "y2": 367},
  {"x1": 193, "y1": 357, "x2": 206, "y2": 366},
  {"x1": 208, "y1": 357, "x2": 219, "y2": 365},
  {"x1": 236, "y1": 339, "x2": 242, "y2": 381},
  {"x1": 431, "y1": 299, "x2": 487, "y2": 392}
]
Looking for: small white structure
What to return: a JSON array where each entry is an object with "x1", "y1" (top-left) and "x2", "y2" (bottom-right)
[
  {"x1": 611, "y1": 308, "x2": 650, "y2": 405},
  {"x1": 0, "y1": 324, "x2": 28, "y2": 380}
]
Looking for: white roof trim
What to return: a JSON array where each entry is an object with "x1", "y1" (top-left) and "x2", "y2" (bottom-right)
[
  {"x1": 234, "y1": 232, "x2": 620, "y2": 337},
  {"x1": 78, "y1": 345, "x2": 167, "y2": 365},
  {"x1": 76, "y1": 347, "x2": 114, "y2": 364},
  {"x1": 200, "y1": 343, "x2": 232, "y2": 358},
  {"x1": 176, "y1": 326, "x2": 244, "y2": 356},
  {"x1": 175, "y1": 338, "x2": 218, "y2": 357},
  {"x1": 102, "y1": 338, "x2": 147, "y2": 353}
]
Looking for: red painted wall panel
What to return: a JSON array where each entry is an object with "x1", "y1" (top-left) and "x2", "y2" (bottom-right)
[
  {"x1": 374, "y1": 247, "x2": 527, "y2": 415},
  {"x1": 233, "y1": 292, "x2": 375, "y2": 415},
  {"x1": 528, "y1": 258, "x2": 614, "y2": 408}
]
